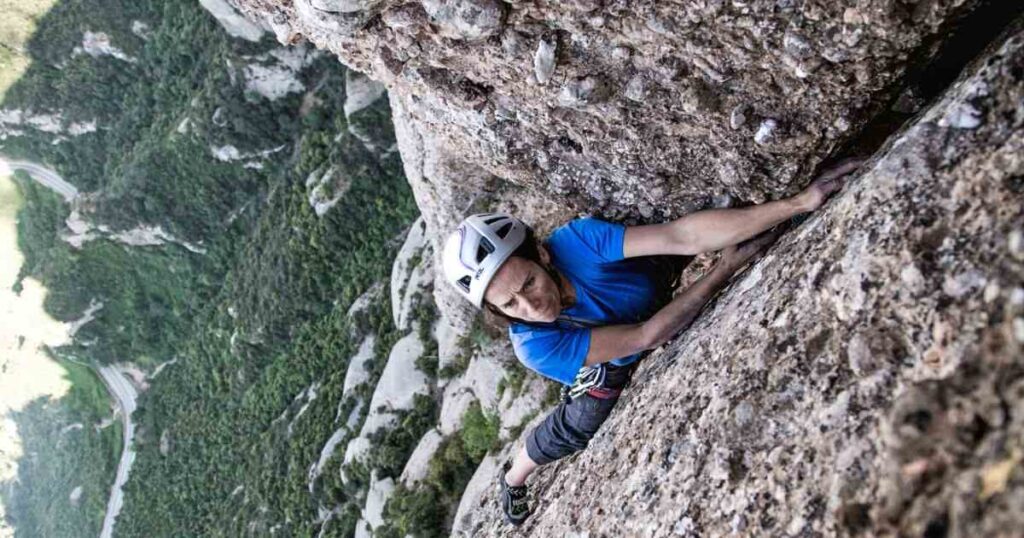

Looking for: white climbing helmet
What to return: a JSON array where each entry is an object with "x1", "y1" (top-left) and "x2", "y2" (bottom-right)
[{"x1": 442, "y1": 212, "x2": 528, "y2": 308}]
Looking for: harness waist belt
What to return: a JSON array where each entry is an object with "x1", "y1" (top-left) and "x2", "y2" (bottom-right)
[{"x1": 586, "y1": 386, "x2": 622, "y2": 399}]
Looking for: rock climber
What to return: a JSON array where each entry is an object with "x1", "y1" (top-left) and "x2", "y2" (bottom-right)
[{"x1": 441, "y1": 158, "x2": 865, "y2": 526}]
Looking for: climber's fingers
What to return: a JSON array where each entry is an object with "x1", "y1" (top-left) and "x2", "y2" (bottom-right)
[{"x1": 817, "y1": 156, "x2": 868, "y2": 181}]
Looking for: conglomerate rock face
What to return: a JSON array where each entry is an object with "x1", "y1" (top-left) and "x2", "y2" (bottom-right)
[
  {"x1": 454, "y1": 23, "x2": 1024, "y2": 537},
  {"x1": 233, "y1": 0, "x2": 1004, "y2": 327},
  {"x1": 237, "y1": 0, "x2": 979, "y2": 212}
]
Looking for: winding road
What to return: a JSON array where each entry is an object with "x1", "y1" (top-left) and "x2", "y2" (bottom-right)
[
  {"x1": 4, "y1": 158, "x2": 138, "y2": 537},
  {"x1": 0, "y1": 158, "x2": 79, "y2": 202},
  {"x1": 95, "y1": 365, "x2": 138, "y2": 538}
]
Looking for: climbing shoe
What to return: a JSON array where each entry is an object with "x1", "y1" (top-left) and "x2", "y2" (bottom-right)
[{"x1": 498, "y1": 460, "x2": 530, "y2": 526}]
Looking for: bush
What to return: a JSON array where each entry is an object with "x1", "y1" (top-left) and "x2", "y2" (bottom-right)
[
  {"x1": 379, "y1": 401, "x2": 500, "y2": 537},
  {"x1": 496, "y1": 362, "x2": 527, "y2": 400},
  {"x1": 459, "y1": 401, "x2": 500, "y2": 461},
  {"x1": 365, "y1": 394, "x2": 438, "y2": 478},
  {"x1": 377, "y1": 484, "x2": 446, "y2": 538}
]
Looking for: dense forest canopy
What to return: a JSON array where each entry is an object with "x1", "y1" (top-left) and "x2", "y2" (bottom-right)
[{"x1": 0, "y1": 0, "x2": 445, "y2": 535}]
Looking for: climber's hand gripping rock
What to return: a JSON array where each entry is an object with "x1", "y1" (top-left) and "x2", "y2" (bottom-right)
[{"x1": 796, "y1": 156, "x2": 868, "y2": 212}]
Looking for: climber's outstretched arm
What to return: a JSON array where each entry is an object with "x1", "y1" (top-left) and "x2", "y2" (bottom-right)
[
  {"x1": 623, "y1": 158, "x2": 865, "y2": 257},
  {"x1": 583, "y1": 229, "x2": 781, "y2": 367}
]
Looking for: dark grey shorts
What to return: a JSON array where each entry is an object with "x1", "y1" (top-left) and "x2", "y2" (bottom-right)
[{"x1": 525, "y1": 363, "x2": 635, "y2": 466}]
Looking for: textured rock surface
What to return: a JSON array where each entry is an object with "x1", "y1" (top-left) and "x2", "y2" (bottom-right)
[
  {"x1": 234, "y1": 0, "x2": 1002, "y2": 329},
  {"x1": 452, "y1": 23, "x2": 1024, "y2": 537},
  {"x1": 390, "y1": 216, "x2": 432, "y2": 331},
  {"x1": 236, "y1": 0, "x2": 979, "y2": 207}
]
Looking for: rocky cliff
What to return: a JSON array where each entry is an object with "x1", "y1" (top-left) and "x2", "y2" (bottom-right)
[
  {"x1": 229, "y1": 1, "x2": 1023, "y2": 536},
  {"x1": 454, "y1": 21, "x2": 1024, "y2": 537}
]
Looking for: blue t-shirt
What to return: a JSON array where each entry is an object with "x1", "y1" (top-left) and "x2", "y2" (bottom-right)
[{"x1": 508, "y1": 217, "x2": 662, "y2": 385}]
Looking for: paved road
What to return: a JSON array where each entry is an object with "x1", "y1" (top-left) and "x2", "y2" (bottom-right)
[
  {"x1": 4, "y1": 157, "x2": 138, "y2": 535},
  {"x1": 95, "y1": 365, "x2": 138, "y2": 538},
  {"x1": 0, "y1": 158, "x2": 78, "y2": 201}
]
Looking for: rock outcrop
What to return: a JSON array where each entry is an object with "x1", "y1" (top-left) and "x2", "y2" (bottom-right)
[
  {"x1": 454, "y1": 21, "x2": 1024, "y2": 537},
  {"x1": 200, "y1": 0, "x2": 269, "y2": 42},
  {"x1": 237, "y1": 0, "x2": 982, "y2": 207}
]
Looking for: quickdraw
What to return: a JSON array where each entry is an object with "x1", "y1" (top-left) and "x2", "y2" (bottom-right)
[{"x1": 562, "y1": 364, "x2": 607, "y2": 402}]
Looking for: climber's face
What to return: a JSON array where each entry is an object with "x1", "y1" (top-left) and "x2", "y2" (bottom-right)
[{"x1": 484, "y1": 250, "x2": 562, "y2": 323}]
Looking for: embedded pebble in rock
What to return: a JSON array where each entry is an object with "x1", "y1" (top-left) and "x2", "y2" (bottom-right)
[
  {"x1": 624, "y1": 75, "x2": 646, "y2": 103},
  {"x1": 533, "y1": 38, "x2": 556, "y2": 85},
  {"x1": 983, "y1": 281, "x2": 1001, "y2": 302},
  {"x1": 558, "y1": 76, "x2": 609, "y2": 108},
  {"x1": 754, "y1": 118, "x2": 779, "y2": 146},
  {"x1": 421, "y1": 0, "x2": 505, "y2": 41},
  {"x1": 783, "y1": 30, "x2": 813, "y2": 59},
  {"x1": 833, "y1": 115, "x2": 851, "y2": 133},
  {"x1": 943, "y1": 102, "x2": 984, "y2": 129},
  {"x1": 732, "y1": 400, "x2": 755, "y2": 428},
  {"x1": 711, "y1": 194, "x2": 734, "y2": 208},
  {"x1": 847, "y1": 332, "x2": 880, "y2": 376},
  {"x1": 729, "y1": 104, "x2": 748, "y2": 130},
  {"x1": 1009, "y1": 229, "x2": 1023, "y2": 260},
  {"x1": 310, "y1": 0, "x2": 373, "y2": 12}
]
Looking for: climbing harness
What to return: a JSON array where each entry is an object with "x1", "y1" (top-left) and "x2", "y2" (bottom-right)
[
  {"x1": 564, "y1": 364, "x2": 608, "y2": 400},
  {"x1": 551, "y1": 314, "x2": 628, "y2": 402}
]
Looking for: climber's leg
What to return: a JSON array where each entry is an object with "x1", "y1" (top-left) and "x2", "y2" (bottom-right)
[
  {"x1": 507, "y1": 362, "x2": 635, "y2": 486},
  {"x1": 521, "y1": 361, "x2": 634, "y2": 470},
  {"x1": 524, "y1": 393, "x2": 620, "y2": 467},
  {"x1": 503, "y1": 445, "x2": 539, "y2": 487}
]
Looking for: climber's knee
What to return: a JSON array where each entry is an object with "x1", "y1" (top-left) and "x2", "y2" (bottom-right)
[{"x1": 524, "y1": 393, "x2": 619, "y2": 466}]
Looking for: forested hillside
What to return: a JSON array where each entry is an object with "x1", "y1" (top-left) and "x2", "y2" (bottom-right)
[{"x1": 0, "y1": 1, "x2": 436, "y2": 535}]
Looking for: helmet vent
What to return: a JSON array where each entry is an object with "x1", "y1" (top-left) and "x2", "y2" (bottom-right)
[
  {"x1": 457, "y1": 276, "x2": 472, "y2": 292},
  {"x1": 476, "y1": 237, "x2": 494, "y2": 262},
  {"x1": 495, "y1": 222, "x2": 513, "y2": 239},
  {"x1": 482, "y1": 215, "x2": 503, "y2": 225}
]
